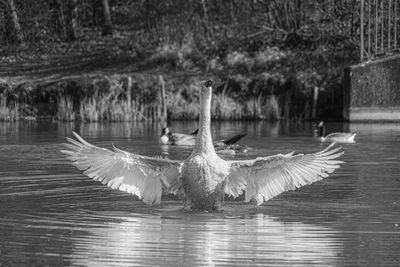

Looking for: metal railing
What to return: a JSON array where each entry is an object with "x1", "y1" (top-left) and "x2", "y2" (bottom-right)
[{"x1": 360, "y1": 0, "x2": 400, "y2": 62}]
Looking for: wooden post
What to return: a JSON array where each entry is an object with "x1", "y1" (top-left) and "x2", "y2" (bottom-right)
[
  {"x1": 159, "y1": 75, "x2": 167, "y2": 122},
  {"x1": 360, "y1": 0, "x2": 365, "y2": 61},
  {"x1": 312, "y1": 86, "x2": 319, "y2": 120},
  {"x1": 126, "y1": 76, "x2": 132, "y2": 121}
]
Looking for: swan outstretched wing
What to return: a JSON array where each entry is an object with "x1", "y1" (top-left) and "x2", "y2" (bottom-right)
[
  {"x1": 225, "y1": 143, "x2": 344, "y2": 205},
  {"x1": 61, "y1": 132, "x2": 183, "y2": 205}
]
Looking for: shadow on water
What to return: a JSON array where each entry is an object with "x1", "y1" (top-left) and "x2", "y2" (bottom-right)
[{"x1": 1, "y1": 120, "x2": 400, "y2": 266}]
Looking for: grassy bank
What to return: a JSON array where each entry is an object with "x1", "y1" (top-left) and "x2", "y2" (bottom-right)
[
  {"x1": 1, "y1": 71, "x2": 320, "y2": 122},
  {"x1": 0, "y1": 43, "x2": 346, "y2": 122}
]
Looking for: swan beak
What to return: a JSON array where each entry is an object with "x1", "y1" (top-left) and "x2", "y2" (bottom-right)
[{"x1": 204, "y1": 80, "x2": 213, "y2": 88}]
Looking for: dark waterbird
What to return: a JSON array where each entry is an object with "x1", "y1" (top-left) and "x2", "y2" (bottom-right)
[{"x1": 160, "y1": 127, "x2": 249, "y2": 154}]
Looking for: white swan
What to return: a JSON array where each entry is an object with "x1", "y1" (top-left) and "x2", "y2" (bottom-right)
[
  {"x1": 62, "y1": 80, "x2": 344, "y2": 211},
  {"x1": 317, "y1": 121, "x2": 356, "y2": 143}
]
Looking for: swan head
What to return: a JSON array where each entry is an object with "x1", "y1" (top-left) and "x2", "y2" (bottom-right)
[{"x1": 201, "y1": 80, "x2": 213, "y2": 100}]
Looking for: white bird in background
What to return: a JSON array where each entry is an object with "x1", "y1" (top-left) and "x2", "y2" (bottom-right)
[
  {"x1": 317, "y1": 121, "x2": 356, "y2": 143},
  {"x1": 62, "y1": 80, "x2": 344, "y2": 211}
]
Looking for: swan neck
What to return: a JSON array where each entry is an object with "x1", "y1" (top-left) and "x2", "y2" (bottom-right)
[{"x1": 194, "y1": 92, "x2": 215, "y2": 154}]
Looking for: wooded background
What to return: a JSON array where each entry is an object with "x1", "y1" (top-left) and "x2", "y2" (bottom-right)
[
  {"x1": 0, "y1": 0, "x2": 362, "y2": 121},
  {"x1": 1, "y1": 0, "x2": 360, "y2": 56}
]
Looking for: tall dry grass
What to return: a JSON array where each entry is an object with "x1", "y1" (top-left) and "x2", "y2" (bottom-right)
[
  {"x1": 212, "y1": 90, "x2": 243, "y2": 120},
  {"x1": 55, "y1": 75, "x2": 283, "y2": 122},
  {"x1": 57, "y1": 76, "x2": 155, "y2": 122},
  {"x1": 167, "y1": 92, "x2": 200, "y2": 120},
  {"x1": 79, "y1": 97, "x2": 102, "y2": 122},
  {"x1": 57, "y1": 95, "x2": 75, "y2": 121},
  {"x1": 0, "y1": 96, "x2": 19, "y2": 121},
  {"x1": 245, "y1": 95, "x2": 264, "y2": 120},
  {"x1": 264, "y1": 95, "x2": 281, "y2": 120},
  {"x1": 245, "y1": 94, "x2": 281, "y2": 120}
]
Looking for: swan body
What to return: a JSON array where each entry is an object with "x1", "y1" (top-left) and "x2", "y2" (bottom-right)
[
  {"x1": 62, "y1": 81, "x2": 344, "y2": 211},
  {"x1": 318, "y1": 121, "x2": 356, "y2": 143},
  {"x1": 181, "y1": 152, "x2": 229, "y2": 210}
]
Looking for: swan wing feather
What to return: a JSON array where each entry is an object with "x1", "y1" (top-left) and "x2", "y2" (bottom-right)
[
  {"x1": 225, "y1": 143, "x2": 344, "y2": 205},
  {"x1": 61, "y1": 132, "x2": 183, "y2": 205}
]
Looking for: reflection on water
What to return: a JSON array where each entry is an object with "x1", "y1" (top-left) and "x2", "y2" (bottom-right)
[
  {"x1": 71, "y1": 213, "x2": 341, "y2": 266},
  {"x1": 1, "y1": 120, "x2": 400, "y2": 266}
]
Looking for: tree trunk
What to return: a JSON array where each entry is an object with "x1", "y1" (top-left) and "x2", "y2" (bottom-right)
[
  {"x1": 101, "y1": 0, "x2": 113, "y2": 35},
  {"x1": 159, "y1": 75, "x2": 167, "y2": 122},
  {"x1": 284, "y1": 90, "x2": 291, "y2": 120},
  {"x1": 6, "y1": 0, "x2": 23, "y2": 43},
  {"x1": 3, "y1": 3, "x2": 12, "y2": 42},
  {"x1": 67, "y1": 0, "x2": 78, "y2": 41},
  {"x1": 201, "y1": 0, "x2": 213, "y2": 39},
  {"x1": 53, "y1": 0, "x2": 67, "y2": 39},
  {"x1": 91, "y1": 0, "x2": 102, "y2": 26}
]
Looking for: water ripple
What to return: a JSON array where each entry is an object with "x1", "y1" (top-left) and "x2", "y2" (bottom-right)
[{"x1": 1, "y1": 121, "x2": 400, "y2": 266}]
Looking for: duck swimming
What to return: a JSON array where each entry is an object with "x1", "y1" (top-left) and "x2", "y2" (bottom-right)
[
  {"x1": 160, "y1": 127, "x2": 249, "y2": 153},
  {"x1": 62, "y1": 80, "x2": 344, "y2": 211},
  {"x1": 161, "y1": 127, "x2": 246, "y2": 146},
  {"x1": 317, "y1": 121, "x2": 356, "y2": 143},
  {"x1": 160, "y1": 128, "x2": 198, "y2": 145}
]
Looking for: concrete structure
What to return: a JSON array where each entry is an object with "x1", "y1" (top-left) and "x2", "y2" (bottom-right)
[{"x1": 343, "y1": 54, "x2": 400, "y2": 122}]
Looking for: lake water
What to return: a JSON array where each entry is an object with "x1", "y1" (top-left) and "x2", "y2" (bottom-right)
[{"x1": 0, "y1": 120, "x2": 399, "y2": 266}]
